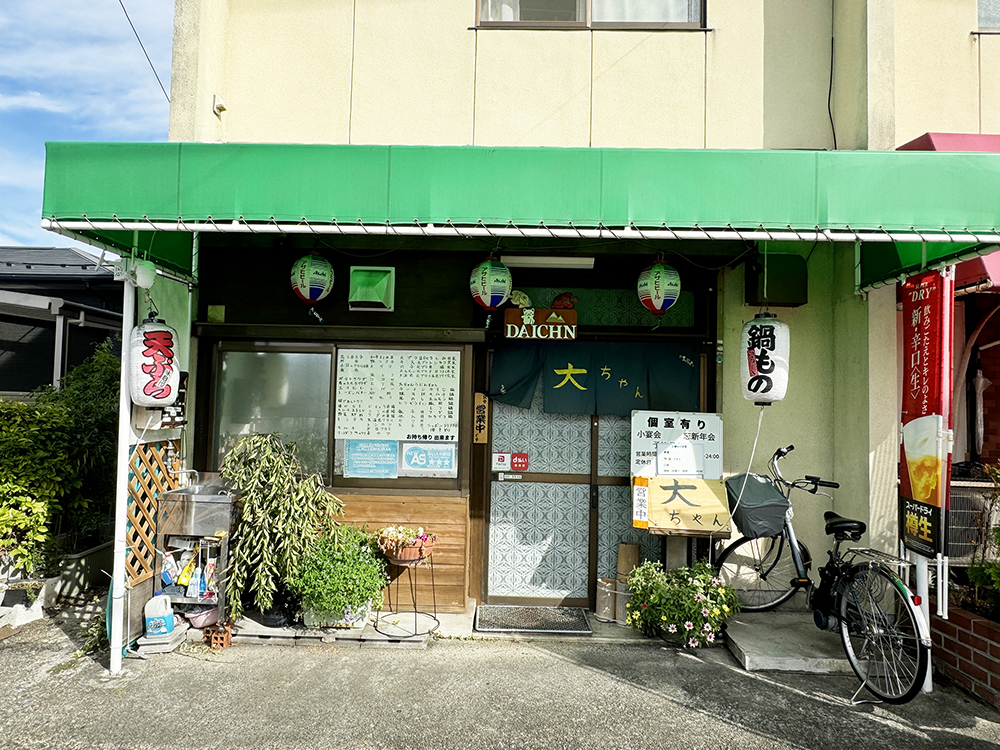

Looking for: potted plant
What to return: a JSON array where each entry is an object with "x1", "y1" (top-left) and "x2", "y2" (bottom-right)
[
  {"x1": 376, "y1": 525, "x2": 436, "y2": 562},
  {"x1": 221, "y1": 433, "x2": 344, "y2": 621},
  {"x1": 626, "y1": 560, "x2": 740, "y2": 647},
  {"x1": 288, "y1": 526, "x2": 387, "y2": 628}
]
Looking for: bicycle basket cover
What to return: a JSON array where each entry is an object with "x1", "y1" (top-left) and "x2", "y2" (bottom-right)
[{"x1": 725, "y1": 473, "x2": 790, "y2": 539}]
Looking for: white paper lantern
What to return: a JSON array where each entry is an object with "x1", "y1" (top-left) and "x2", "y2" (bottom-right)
[
  {"x1": 740, "y1": 313, "x2": 789, "y2": 404},
  {"x1": 469, "y1": 258, "x2": 512, "y2": 310},
  {"x1": 290, "y1": 255, "x2": 334, "y2": 303},
  {"x1": 129, "y1": 318, "x2": 180, "y2": 407},
  {"x1": 637, "y1": 262, "x2": 681, "y2": 315}
]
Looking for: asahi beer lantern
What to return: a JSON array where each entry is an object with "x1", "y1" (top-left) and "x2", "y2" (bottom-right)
[
  {"x1": 129, "y1": 318, "x2": 180, "y2": 407},
  {"x1": 290, "y1": 255, "x2": 334, "y2": 303},
  {"x1": 637, "y1": 262, "x2": 681, "y2": 315},
  {"x1": 740, "y1": 312, "x2": 789, "y2": 404},
  {"x1": 469, "y1": 258, "x2": 512, "y2": 310}
]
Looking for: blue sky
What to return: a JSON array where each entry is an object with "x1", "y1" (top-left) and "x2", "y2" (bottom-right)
[{"x1": 0, "y1": 1, "x2": 174, "y2": 248}]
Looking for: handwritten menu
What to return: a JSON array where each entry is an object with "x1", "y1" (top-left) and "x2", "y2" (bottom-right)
[{"x1": 335, "y1": 349, "x2": 460, "y2": 442}]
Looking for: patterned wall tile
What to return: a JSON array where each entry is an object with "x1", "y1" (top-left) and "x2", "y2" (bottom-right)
[
  {"x1": 597, "y1": 415, "x2": 630, "y2": 477},
  {"x1": 488, "y1": 482, "x2": 590, "y2": 598},
  {"x1": 492, "y1": 379, "x2": 591, "y2": 474},
  {"x1": 596, "y1": 485, "x2": 662, "y2": 580}
]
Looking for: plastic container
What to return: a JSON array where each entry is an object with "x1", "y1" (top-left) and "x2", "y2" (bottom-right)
[
  {"x1": 144, "y1": 594, "x2": 175, "y2": 638},
  {"x1": 185, "y1": 606, "x2": 218, "y2": 628},
  {"x1": 595, "y1": 578, "x2": 617, "y2": 622}
]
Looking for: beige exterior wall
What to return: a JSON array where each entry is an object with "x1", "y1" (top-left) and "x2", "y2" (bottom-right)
[
  {"x1": 981, "y1": 35, "x2": 1000, "y2": 134},
  {"x1": 763, "y1": 0, "x2": 835, "y2": 149},
  {"x1": 719, "y1": 243, "x2": 891, "y2": 558},
  {"x1": 894, "y1": 0, "x2": 980, "y2": 146}
]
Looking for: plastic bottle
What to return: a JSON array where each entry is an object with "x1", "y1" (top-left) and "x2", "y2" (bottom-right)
[{"x1": 144, "y1": 594, "x2": 175, "y2": 638}]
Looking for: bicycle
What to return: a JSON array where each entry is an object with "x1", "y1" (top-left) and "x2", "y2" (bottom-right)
[{"x1": 714, "y1": 444, "x2": 932, "y2": 704}]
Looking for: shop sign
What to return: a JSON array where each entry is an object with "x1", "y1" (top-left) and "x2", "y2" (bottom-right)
[
  {"x1": 344, "y1": 440, "x2": 399, "y2": 479},
  {"x1": 474, "y1": 393, "x2": 489, "y2": 444},
  {"x1": 642, "y1": 477, "x2": 731, "y2": 538},
  {"x1": 630, "y1": 411, "x2": 722, "y2": 479},
  {"x1": 504, "y1": 308, "x2": 577, "y2": 340},
  {"x1": 899, "y1": 269, "x2": 954, "y2": 558},
  {"x1": 632, "y1": 477, "x2": 649, "y2": 529}
]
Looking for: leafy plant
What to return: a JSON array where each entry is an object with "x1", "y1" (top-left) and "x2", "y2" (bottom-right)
[
  {"x1": 288, "y1": 526, "x2": 387, "y2": 621},
  {"x1": 0, "y1": 399, "x2": 77, "y2": 514},
  {"x1": 376, "y1": 525, "x2": 436, "y2": 558},
  {"x1": 626, "y1": 560, "x2": 740, "y2": 647},
  {"x1": 221, "y1": 433, "x2": 344, "y2": 620},
  {"x1": 33, "y1": 337, "x2": 120, "y2": 537},
  {"x1": 967, "y1": 523, "x2": 1000, "y2": 620},
  {"x1": 0, "y1": 481, "x2": 50, "y2": 576}
]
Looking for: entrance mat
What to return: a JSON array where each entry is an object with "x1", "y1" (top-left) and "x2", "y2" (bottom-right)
[{"x1": 474, "y1": 605, "x2": 592, "y2": 634}]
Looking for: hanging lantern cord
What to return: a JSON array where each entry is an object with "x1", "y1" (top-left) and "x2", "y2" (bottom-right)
[
  {"x1": 144, "y1": 290, "x2": 159, "y2": 321},
  {"x1": 309, "y1": 308, "x2": 325, "y2": 324},
  {"x1": 758, "y1": 246, "x2": 770, "y2": 314}
]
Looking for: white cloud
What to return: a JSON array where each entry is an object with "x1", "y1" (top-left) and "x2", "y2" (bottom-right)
[{"x1": 0, "y1": 91, "x2": 69, "y2": 113}]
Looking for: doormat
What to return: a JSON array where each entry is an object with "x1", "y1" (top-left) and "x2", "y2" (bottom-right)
[{"x1": 474, "y1": 605, "x2": 592, "y2": 634}]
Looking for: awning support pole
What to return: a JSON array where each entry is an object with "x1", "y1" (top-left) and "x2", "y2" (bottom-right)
[{"x1": 109, "y1": 259, "x2": 136, "y2": 676}]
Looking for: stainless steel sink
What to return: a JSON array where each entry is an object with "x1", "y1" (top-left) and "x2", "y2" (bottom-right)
[{"x1": 159, "y1": 480, "x2": 239, "y2": 537}]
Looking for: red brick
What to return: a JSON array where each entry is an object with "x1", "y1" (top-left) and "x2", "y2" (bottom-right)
[
  {"x1": 933, "y1": 619, "x2": 958, "y2": 639},
  {"x1": 971, "y1": 683, "x2": 1000, "y2": 708},
  {"x1": 960, "y1": 658, "x2": 990, "y2": 685},
  {"x1": 935, "y1": 649, "x2": 959, "y2": 669},
  {"x1": 973, "y1": 618, "x2": 1000, "y2": 644},
  {"x1": 943, "y1": 635, "x2": 973, "y2": 661},
  {"x1": 990, "y1": 643, "x2": 1000, "y2": 660},
  {"x1": 949, "y1": 608, "x2": 975, "y2": 631},
  {"x1": 932, "y1": 631, "x2": 945, "y2": 648},
  {"x1": 958, "y1": 630, "x2": 990, "y2": 653},
  {"x1": 949, "y1": 668, "x2": 975, "y2": 692}
]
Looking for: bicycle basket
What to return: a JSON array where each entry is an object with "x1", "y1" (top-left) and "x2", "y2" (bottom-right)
[{"x1": 725, "y1": 473, "x2": 790, "y2": 539}]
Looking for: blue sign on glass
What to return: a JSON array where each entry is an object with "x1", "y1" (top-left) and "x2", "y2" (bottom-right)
[
  {"x1": 402, "y1": 443, "x2": 455, "y2": 474},
  {"x1": 344, "y1": 440, "x2": 399, "y2": 479}
]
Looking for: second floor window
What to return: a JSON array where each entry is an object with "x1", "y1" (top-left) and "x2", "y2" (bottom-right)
[
  {"x1": 479, "y1": 0, "x2": 704, "y2": 26},
  {"x1": 982, "y1": 0, "x2": 1000, "y2": 29}
]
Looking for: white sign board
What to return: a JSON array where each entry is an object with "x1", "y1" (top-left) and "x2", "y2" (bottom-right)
[
  {"x1": 630, "y1": 411, "x2": 722, "y2": 479},
  {"x1": 335, "y1": 349, "x2": 460, "y2": 442}
]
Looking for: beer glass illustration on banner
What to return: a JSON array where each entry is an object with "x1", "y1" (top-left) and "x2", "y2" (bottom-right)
[{"x1": 902, "y1": 414, "x2": 944, "y2": 505}]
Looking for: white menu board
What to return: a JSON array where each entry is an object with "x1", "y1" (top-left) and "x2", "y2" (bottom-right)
[
  {"x1": 335, "y1": 349, "x2": 460, "y2": 442},
  {"x1": 630, "y1": 410, "x2": 722, "y2": 479}
]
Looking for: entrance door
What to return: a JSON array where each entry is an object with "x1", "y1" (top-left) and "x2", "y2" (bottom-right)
[{"x1": 486, "y1": 381, "x2": 659, "y2": 605}]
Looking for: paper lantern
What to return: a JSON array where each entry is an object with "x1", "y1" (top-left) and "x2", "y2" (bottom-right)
[
  {"x1": 469, "y1": 258, "x2": 512, "y2": 310},
  {"x1": 740, "y1": 312, "x2": 789, "y2": 404},
  {"x1": 290, "y1": 255, "x2": 334, "y2": 303},
  {"x1": 637, "y1": 262, "x2": 681, "y2": 315},
  {"x1": 129, "y1": 318, "x2": 180, "y2": 407}
]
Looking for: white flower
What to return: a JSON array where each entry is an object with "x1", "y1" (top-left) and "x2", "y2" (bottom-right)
[{"x1": 706, "y1": 633, "x2": 715, "y2": 643}]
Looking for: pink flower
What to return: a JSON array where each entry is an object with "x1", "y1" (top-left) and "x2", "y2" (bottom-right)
[
  {"x1": 706, "y1": 633, "x2": 715, "y2": 643},
  {"x1": 702, "y1": 608, "x2": 710, "y2": 617},
  {"x1": 689, "y1": 638, "x2": 699, "y2": 647},
  {"x1": 711, "y1": 577, "x2": 722, "y2": 586},
  {"x1": 703, "y1": 622, "x2": 712, "y2": 632},
  {"x1": 667, "y1": 624, "x2": 677, "y2": 633},
  {"x1": 641, "y1": 603, "x2": 647, "y2": 610},
  {"x1": 684, "y1": 621, "x2": 694, "y2": 630},
  {"x1": 694, "y1": 593, "x2": 704, "y2": 602}
]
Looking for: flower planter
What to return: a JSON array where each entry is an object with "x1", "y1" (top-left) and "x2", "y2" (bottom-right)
[
  {"x1": 385, "y1": 540, "x2": 435, "y2": 564},
  {"x1": 302, "y1": 600, "x2": 373, "y2": 630},
  {"x1": 931, "y1": 602, "x2": 1000, "y2": 708}
]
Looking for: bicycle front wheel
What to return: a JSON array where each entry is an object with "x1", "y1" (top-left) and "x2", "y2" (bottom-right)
[
  {"x1": 716, "y1": 535, "x2": 808, "y2": 612},
  {"x1": 839, "y1": 565, "x2": 929, "y2": 704}
]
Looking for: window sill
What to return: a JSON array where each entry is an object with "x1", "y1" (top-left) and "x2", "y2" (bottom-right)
[{"x1": 473, "y1": 24, "x2": 711, "y2": 32}]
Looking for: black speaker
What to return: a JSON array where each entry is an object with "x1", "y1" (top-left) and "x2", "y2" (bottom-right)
[{"x1": 744, "y1": 254, "x2": 808, "y2": 307}]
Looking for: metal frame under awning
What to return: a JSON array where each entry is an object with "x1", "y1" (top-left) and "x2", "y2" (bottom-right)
[{"x1": 41, "y1": 142, "x2": 1000, "y2": 290}]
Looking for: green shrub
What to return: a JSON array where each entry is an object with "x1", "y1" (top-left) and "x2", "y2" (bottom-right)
[
  {"x1": 288, "y1": 526, "x2": 387, "y2": 619},
  {"x1": 34, "y1": 338, "x2": 119, "y2": 535},
  {"x1": 0, "y1": 400, "x2": 77, "y2": 514},
  {"x1": 0, "y1": 481, "x2": 50, "y2": 575}
]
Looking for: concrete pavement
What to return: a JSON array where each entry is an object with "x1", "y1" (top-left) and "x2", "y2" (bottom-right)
[{"x1": 2, "y1": 600, "x2": 999, "y2": 750}]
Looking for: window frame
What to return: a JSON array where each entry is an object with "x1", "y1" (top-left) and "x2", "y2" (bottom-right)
[
  {"x1": 475, "y1": 0, "x2": 707, "y2": 30},
  {"x1": 208, "y1": 340, "x2": 473, "y2": 495}
]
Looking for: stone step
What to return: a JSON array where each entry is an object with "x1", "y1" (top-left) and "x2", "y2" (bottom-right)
[{"x1": 725, "y1": 607, "x2": 853, "y2": 674}]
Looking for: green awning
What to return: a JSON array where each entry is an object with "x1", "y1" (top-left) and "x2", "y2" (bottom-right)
[{"x1": 42, "y1": 142, "x2": 1000, "y2": 287}]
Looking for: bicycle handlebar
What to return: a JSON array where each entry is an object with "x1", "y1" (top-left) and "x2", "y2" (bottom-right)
[{"x1": 767, "y1": 446, "x2": 838, "y2": 494}]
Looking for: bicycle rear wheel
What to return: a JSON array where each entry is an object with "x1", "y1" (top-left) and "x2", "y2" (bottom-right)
[
  {"x1": 839, "y1": 565, "x2": 929, "y2": 704},
  {"x1": 715, "y1": 534, "x2": 809, "y2": 612}
]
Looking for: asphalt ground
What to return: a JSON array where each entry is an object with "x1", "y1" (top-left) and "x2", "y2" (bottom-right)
[{"x1": 2, "y1": 610, "x2": 999, "y2": 750}]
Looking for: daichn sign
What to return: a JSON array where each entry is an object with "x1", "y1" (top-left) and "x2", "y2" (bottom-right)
[{"x1": 504, "y1": 308, "x2": 577, "y2": 340}]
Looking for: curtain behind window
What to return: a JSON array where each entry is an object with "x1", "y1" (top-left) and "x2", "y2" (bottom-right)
[{"x1": 592, "y1": 0, "x2": 700, "y2": 23}]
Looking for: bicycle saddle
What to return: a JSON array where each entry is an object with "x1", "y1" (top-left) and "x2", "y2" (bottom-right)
[{"x1": 823, "y1": 511, "x2": 866, "y2": 538}]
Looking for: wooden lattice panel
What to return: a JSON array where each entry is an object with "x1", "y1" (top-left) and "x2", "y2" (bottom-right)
[{"x1": 126, "y1": 440, "x2": 179, "y2": 585}]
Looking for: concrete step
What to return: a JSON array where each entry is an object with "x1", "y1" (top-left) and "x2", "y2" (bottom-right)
[{"x1": 725, "y1": 605, "x2": 853, "y2": 674}]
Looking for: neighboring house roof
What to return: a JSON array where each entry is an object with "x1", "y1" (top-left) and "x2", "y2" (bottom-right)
[{"x1": 0, "y1": 246, "x2": 112, "y2": 282}]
